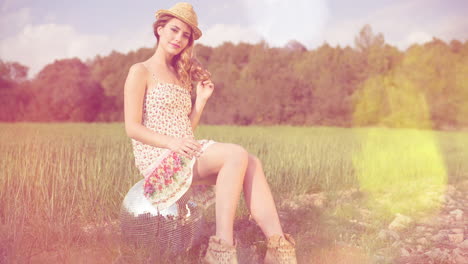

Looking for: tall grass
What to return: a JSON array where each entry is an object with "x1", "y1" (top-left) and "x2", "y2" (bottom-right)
[{"x1": 1, "y1": 123, "x2": 467, "y2": 263}]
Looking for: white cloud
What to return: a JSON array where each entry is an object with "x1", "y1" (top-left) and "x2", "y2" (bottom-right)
[
  {"x1": 0, "y1": 7, "x2": 32, "y2": 37},
  {"x1": 317, "y1": 1, "x2": 418, "y2": 49},
  {"x1": 319, "y1": 0, "x2": 467, "y2": 50},
  {"x1": 0, "y1": 22, "x2": 155, "y2": 78},
  {"x1": 241, "y1": 0, "x2": 330, "y2": 48},
  {"x1": 403, "y1": 32, "x2": 433, "y2": 47},
  {"x1": 198, "y1": 24, "x2": 262, "y2": 47},
  {"x1": 432, "y1": 15, "x2": 468, "y2": 43},
  {"x1": 320, "y1": 20, "x2": 362, "y2": 48}
]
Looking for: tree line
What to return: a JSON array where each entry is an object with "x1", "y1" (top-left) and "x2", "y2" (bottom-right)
[{"x1": 1, "y1": 25, "x2": 467, "y2": 129}]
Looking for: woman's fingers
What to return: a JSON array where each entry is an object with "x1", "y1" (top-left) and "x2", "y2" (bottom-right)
[
  {"x1": 182, "y1": 148, "x2": 194, "y2": 159},
  {"x1": 201, "y1": 79, "x2": 213, "y2": 86},
  {"x1": 182, "y1": 145, "x2": 200, "y2": 158},
  {"x1": 172, "y1": 138, "x2": 203, "y2": 159},
  {"x1": 188, "y1": 141, "x2": 202, "y2": 152},
  {"x1": 181, "y1": 145, "x2": 193, "y2": 154},
  {"x1": 204, "y1": 79, "x2": 214, "y2": 87},
  {"x1": 184, "y1": 139, "x2": 202, "y2": 151}
]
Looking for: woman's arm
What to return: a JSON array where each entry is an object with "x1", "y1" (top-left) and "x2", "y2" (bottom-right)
[
  {"x1": 189, "y1": 97, "x2": 208, "y2": 131},
  {"x1": 124, "y1": 63, "x2": 173, "y2": 148},
  {"x1": 189, "y1": 79, "x2": 214, "y2": 131}
]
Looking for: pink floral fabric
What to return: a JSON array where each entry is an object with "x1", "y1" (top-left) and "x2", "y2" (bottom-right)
[
  {"x1": 143, "y1": 151, "x2": 184, "y2": 198},
  {"x1": 131, "y1": 74, "x2": 216, "y2": 211}
]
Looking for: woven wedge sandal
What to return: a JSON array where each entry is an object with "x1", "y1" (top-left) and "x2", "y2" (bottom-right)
[
  {"x1": 264, "y1": 233, "x2": 298, "y2": 264},
  {"x1": 202, "y1": 236, "x2": 239, "y2": 264}
]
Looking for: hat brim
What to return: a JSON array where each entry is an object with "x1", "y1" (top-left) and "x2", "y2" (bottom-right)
[{"x1": 155, "y1": 10, "x2": 202, "y2": 40}]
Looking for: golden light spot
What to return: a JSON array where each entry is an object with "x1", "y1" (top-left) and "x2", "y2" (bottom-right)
[{"x1": 352, "y1": 72, "x2": 447, "y2": 216}]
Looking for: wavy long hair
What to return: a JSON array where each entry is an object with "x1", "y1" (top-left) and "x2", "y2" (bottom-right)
[{"x1": 153, "y1": 14, "x2": 211, "y2": 90}]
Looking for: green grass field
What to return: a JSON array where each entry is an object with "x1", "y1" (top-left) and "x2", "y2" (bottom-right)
[{"x1": 1, "y1": 123, "x2": 467, "y2": 263}]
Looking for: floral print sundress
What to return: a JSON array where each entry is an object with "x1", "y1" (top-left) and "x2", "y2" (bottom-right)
[{"x1": 131, "y1": 64, "x2": 216, "y2": 211}]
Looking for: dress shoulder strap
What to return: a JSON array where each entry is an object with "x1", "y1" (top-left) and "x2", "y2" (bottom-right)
[{"x1": 141, "y1": 62, "x2": 191, "y2": 92}]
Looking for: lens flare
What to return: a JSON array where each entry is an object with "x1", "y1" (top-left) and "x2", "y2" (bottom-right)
[{"x1": 353, "y1": 74, "x2": 447, "y2": 216}]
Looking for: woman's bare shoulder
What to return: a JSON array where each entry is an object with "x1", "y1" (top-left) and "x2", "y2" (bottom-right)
[
  {"x1": 125, "y1": 62, "x2": 149, "y2": 94},
  {"x1": 127, "y1": 62, "x2": 148, "y2": 76}
]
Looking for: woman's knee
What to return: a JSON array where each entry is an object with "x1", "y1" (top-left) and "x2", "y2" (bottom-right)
[
  {"x1": 248, "y1": 153, "x2": 261, "y2": 166},
  {"x1": 225, "y1": 144, "x2": 249, "y2": 166},
  {"x1": 246, "y1": 153, "x2": 262, "y2": 172}
]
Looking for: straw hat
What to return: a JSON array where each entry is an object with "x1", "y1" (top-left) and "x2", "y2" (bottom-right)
[{"x1": 155, "y1": 2, "x2": 202, "y2": 40}]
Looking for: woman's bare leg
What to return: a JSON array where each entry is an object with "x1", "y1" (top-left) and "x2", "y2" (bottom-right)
[
  {"x1": 243, "y1": 153, "x2": 284, "y2": 238},
  {"x1": 192, "y1": 143, "x2": 249, "y2": 245}
]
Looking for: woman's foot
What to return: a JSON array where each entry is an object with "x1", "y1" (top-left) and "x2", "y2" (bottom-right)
[
  {"x1": 264, "y1": 233, "x2": 298, "y2": 264},
  {"x1": 202, "y1": 236, "x2": 239, "y2": 264}
]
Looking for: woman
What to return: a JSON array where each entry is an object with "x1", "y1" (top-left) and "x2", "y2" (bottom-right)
[{"x1": 124, "y1": 3, "x2": 297, "y2": 263}]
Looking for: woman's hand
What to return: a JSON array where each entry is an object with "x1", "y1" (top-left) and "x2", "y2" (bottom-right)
[
  {"x1": 196, "y1": 79, "x2": 214, "y2": 101},
  {"x1": 167, "y1": 137, "x2": 203, "y2": 159}
]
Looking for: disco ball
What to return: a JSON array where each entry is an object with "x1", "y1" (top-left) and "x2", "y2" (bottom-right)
[{"x1": 120, "y1": 179, "x2": 206, "y2": 254}]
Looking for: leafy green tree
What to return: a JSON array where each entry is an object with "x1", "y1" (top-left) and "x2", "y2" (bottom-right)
[
  {"x1": 353, "y1": 73, "x2": 432, "y2": 129},
  {"x1": 401, "y1": 38, "x2": 467, "y2": 128},
  {"x1": 3, "y1": 24, "x2": 463, "y2": 128},
  {"x1": 0, "y1": 60, "x2": 30, "y2": 121},
  {"x1": 0, "y1": 60, "x2": 28, "y2": 89},
  {"x1": 27, "y1": 58, "x2": 104, "y2": 121},
  {"x1": 90, "y1": 48, "x2": 153, "y2": 121}
]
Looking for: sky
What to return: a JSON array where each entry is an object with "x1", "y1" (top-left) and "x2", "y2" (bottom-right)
[{"x1": 0, "y1": 0, "x2": 467, "y2": 78}]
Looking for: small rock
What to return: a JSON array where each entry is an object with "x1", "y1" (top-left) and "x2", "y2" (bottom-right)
[
  {"x1": 420, "y1": 217, "x2": 436, "y2": 226},
  {"x1": 431, "y1": 233, "x2": 446, "y2": 242},
  {"x1": 439, "y1": 229, "x2": 450, "y2": 235},
  {"x1": 416, "y1": 245, "x2": 423, "y2": 252},
  {"x1": 437, "y1": 194, "x2": 447, "y2": 203},
  {"x1": 387, "y1": 230, "x2": 400, "y2": 240},
  {"x1": 451, "y1": 228, "x2": 464, "y2": 234},
  {"x1": 388, "y1": 213, "x2": 412, "y2": 231},
  {"x1": 424, "y1": 248, "x2": 440, "y2": 259},
  {"x1": 313, "y1": 198, "x2": 325, "y2": 208},
  {"x1": 281, "y1": 200, "x2": 295, "y2": 210},
  {"x1": 377, "y1": 230, "x2": 387, "y2": 240},
  {"x1": 339, "y1": 188, "x2": 359, "y2": 199},
  {"x1": 306, "y1": 193, "x2": 326, "y2": 208},
  {"x1": 447, "y1": 185, "x2": 456, "y2": 195},
  {"x1": 372, "y1": 255, "x2": 386, "y2": 264},
  {"x1": 425, "y1": 248, "x2": 450, "y2": 261},
  {"x1": 378, "y1": 229, "x2": 399, "y2": 241},
  {"x1": 458, "y1": 180, "x2": 468, "y2": 191},
  {"x1": 448, "y1": 233, "x2": 465, "y2": 244},
  {"x1": 391, "y1": 241, "x2": 402, "y2": 248},
  {"x1": 359, "y1": 208, "x2": 371, "y2": 218},
  {"x1": 449, "y1": 209, "x2": 464, "y2": 221},
  {"x1": 416, "y1": 226, "x2": 426, "y2": 233},
  {"x1": 453, "y1": 248, "x2": 468, "y2": 264},
  {"x1": 400, "y1": 248, "x2": 410, "y2": 257},
  {"x1": 459, "y1": 239, "x2": 468, "y2": 249},
  {"x1": 417, "y1": 237, "x2": 429, "y2": 245},
  {"x1": 447, "y1": 197, "x2": 456, "y2": 206}
]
